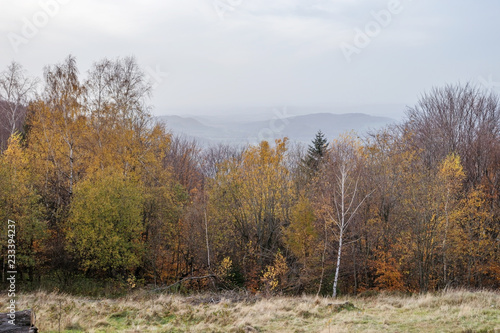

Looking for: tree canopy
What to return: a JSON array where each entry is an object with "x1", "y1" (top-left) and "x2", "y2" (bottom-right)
[{"x1": 0, "y1": 59, "x2": 499, "y2": 295}]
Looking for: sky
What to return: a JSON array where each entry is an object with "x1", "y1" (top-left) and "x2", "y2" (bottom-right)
[{"x1": 1, "y1": 0, "x2": 500, "y2": 119}]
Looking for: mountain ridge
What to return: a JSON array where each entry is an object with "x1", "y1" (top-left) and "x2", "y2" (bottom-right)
[{"x1": 156, "y1": 112, "x2": 395, "y2": 145}]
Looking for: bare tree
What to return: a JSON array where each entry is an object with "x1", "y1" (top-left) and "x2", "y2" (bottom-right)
[
  {"x1": 404, "y1": 83, "x2": 500, "y2": 189},
  {"x1": 0, "y1": 62, "x2": 38, "y2": 148},
  {"x1": 166, "y1": 135, "x2": 204, "y2": 192},
  {"x1": 85, "y1": 56, "x2": 153, "y2": 133},
  {"x1": 201, "y1": 142, "x2": 244, "y2": 179}
]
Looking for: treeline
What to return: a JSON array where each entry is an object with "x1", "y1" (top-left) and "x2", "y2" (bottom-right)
[{"x1": 0, "y1": 56, "x2": 499, "y2": 296}]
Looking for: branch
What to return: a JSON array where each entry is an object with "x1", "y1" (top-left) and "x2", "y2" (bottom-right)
[
  {"x1": 151, "y1": 275, "x2": 217, "y2": 292},
  {"x1": 345, "y1": 188, "x2": 375, "y2": 227}
]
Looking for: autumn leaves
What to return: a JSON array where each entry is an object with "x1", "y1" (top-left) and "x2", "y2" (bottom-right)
[
  {"x1": 0, "y1": 57, "x2": 499, "y2": 296},
  {"x1": 1, "y1": 56, "x2": 181, "y2": 282}
]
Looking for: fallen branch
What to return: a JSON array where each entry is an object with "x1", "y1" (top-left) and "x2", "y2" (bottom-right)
[{"x1": 152, "y1": 275, "x2": 217, "y2": 292}]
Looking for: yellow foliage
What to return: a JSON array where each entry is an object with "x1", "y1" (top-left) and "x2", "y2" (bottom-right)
[
  {"x1": 284, "y1": 195, "x2": 318, "y2": 267},
  {"x1": 207, "y1": 138, "x2": 295, "y2": 285},
  {"x1": 261, "y1": 251, "x2": 289, "y2": 294},
  {"x1": 215, "y1": 257, "x2": 234, "y2": 282},
  {"x1": 0, "y1": 133, "x2": 46, "y2": 269}
]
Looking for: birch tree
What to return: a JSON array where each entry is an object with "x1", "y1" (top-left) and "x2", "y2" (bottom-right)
[{"x1": 317, "y1": 133, "x2": 372, "y2": 297}]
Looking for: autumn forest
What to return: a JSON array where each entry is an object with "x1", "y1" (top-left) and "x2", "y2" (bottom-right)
[{"x1": 1, "y1": 56, "x2": 499, "y2": 297}]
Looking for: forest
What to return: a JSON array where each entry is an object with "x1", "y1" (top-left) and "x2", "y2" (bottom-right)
[{"x1": 1, "y1": 55, "x2": 499, "y2": 297}]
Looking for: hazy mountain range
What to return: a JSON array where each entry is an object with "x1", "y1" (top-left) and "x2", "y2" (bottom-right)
[{"x1": 157, "y1": 112, "x2": 395, "y2": 146}]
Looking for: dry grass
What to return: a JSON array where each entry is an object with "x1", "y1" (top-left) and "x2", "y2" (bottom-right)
[{"x1": 3, "y1": 289, "x2": 500, "y2": 332}]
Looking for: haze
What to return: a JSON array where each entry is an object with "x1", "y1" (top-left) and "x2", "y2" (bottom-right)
[{"x1": 1, "y1": 0, "x2": 500, "y2": 119}]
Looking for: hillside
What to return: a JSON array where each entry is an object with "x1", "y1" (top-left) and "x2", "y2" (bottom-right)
[{"x1": 157, "y1": 112, "x2": 394, "y2": 144}]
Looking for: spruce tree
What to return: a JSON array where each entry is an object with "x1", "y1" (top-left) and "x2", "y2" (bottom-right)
[{"x1": 304, "y1": 130, "x2": 328, "y2": 173}]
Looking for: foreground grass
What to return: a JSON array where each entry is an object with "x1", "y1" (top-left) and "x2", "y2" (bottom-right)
[{"x1": 4, "y1": 289, "x2": 500, "y2": 332}]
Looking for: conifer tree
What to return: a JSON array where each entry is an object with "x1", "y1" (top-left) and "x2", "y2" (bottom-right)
[{"x1": 304, "y1": 130, "x2": 328, "y2": 173}]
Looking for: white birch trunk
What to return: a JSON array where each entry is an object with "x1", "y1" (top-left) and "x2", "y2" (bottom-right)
[{"x1": 333, "y1": 229, "x2": 343, "y2": 298}]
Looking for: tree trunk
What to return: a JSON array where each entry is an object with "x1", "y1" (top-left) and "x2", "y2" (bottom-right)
[
  {"x1": 316, "y1": 217, "x2": 328, "y2": 297},
  {"x1": 0, "y1": 309, "x2": 37, "y2": 332},
  {"x1": 204, "y1": 209, "x2": 211, "y2": 269},
  {"x1": 332, "y1": 229, "x2": 343, "y2": 298},
  {"x1": 442, "y1": 189, "x2": 450, "y2": 286}
]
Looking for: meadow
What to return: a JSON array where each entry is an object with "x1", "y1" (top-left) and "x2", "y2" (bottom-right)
[{"x1": 5, "y1": 289, "x2": 500, "y2": 332}]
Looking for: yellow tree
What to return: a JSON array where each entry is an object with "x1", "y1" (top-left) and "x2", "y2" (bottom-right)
[
  {"x1": 26, "y1": 56, "x2": 86, "y2": 210},
  {"x1": 208, "y1": 139, "x2": 294, "y2": 289},
  {"x1": 0, "y1": 134, "x2": 46, "y2": 281},
  {"x1": 25, "y1": 56, "x2": 179, "y2": 280},
  {"x1": 394, "y1": 147, "x2": 442, "y2": 291},
  {"x1": 82, "y1": 57, "x2": 188, "y2": 283},
  {"x1": 24, "y1": 57, "x2": 88, "y2": 278},
  {"x1": 283, "y1": 194, "x2": 320, "y2": 291},
  {"x1": 390, "y1": 147, "x2": 469, "y2": 291},
  {"x1": 438, "y1": 153, "x2": 465, "y2": 286},
  {"x1": 448, "y1": 188, "x2": 494, "y2": 287},
  {"x1": 83, "y1": 56, "x2": 158, "y2": 176}
]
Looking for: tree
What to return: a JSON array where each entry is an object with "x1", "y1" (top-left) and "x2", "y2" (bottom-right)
[
  {"x1": 142, "y1": 181, "x2": 188, "y2": 285},
  {"x1": 316, "y1": 133, "x2": 372, "y2": 297},
  {"x1": 401, "y1": 83, "x2": 500, "y2": 290},
  {"x1": 361, "y1": 129, "x2": 407, "y2": 291},
  {"x1": 83, "y1": 56, "x2": 156, "y2": 175},
  {"x1": 201, "y1": 143, "x2": 244, "y2": 179},
  {"x1": 27, "y1": 55, "x2": 86, "y2": 205},
  {"x1": 283, "y1": 195, "x2": 320, "y2": 291},
  {"x1": 303, "y1": 130, "x2": 328, "y2": 174},
  {"x1": 208, "y1": 139, "x2": 294, "y2": 289},
  {"x1": 396, "y1": 149, "x2": 446, "y2": 291},
  {"x1": 0, "y1": 62, "x2": 38, "y2": 150},
  {"x1": 438, "y1": 153, "x2": 465, "y2": 286},
  {"x1": 448, "y1": 188, "x2": 496, "y2": 287},
  {"x1": 66, "y1": 170, "x2": 144, "y2": 275},
  {"x1": 0, "y1": 134, "x2": 46, "y2": 281},
  {"x1": 404, "y1": 83, "x2": 500, "y2": 189}
]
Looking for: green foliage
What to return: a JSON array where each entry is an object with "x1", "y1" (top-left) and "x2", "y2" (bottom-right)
[{"x1": 66, "y1": 170, "x2": 144, "y2": 274}]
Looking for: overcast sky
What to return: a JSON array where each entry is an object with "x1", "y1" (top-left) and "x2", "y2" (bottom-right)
[{"x1": 1, "y1": 0, "x2": 500, "y2": 118}]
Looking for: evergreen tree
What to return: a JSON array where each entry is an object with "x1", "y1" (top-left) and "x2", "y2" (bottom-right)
[{"x1": 304, "y1": 130, "x2": 328, "y2": 173}]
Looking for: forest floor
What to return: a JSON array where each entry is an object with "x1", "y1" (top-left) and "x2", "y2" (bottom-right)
[{"x1": 4, "y1": 289, "x2": 500, "y2": 332}]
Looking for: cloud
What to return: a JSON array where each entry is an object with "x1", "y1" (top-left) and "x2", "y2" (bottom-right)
[{"x1": 0, "y1": 0, "x2": 499, "y2": 115}]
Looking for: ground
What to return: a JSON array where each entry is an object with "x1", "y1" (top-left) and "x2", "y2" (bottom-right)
[{"x1": 4, "y1": 289, "x2": 500, "y2": 332}]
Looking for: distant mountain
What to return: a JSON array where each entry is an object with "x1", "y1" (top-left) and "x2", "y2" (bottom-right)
[{"x1": 157, "y1": 113, "x2": 395, "y2": 145}]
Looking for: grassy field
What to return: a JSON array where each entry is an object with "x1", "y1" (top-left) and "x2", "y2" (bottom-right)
[{"x1": 5, "y1": 289, "x2": 500, "y2": 332}]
